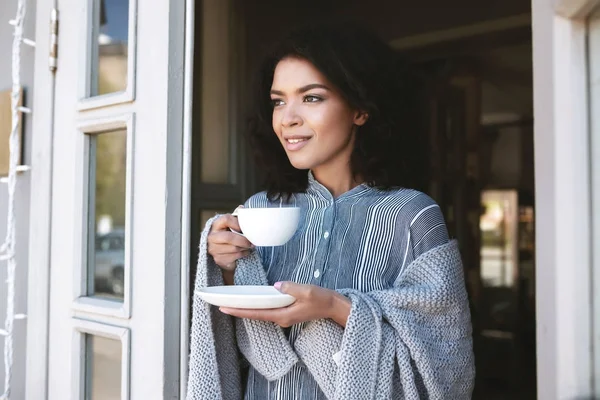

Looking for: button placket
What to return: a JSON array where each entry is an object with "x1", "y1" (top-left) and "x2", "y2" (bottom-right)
[{"x1": 313, "y1": 201, "x2": 335, "y2": 285}]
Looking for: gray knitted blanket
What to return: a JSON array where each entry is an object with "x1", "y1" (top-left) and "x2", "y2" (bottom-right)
[{"x1": 186, "y1": 216, "x2": 475, "y2": 399}]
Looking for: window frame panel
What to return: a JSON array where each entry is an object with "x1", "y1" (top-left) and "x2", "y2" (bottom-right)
[
  {"x1": 72, "y1": 114, "x2": 135, "y2": 319},
  {"x1": 72, "y1": 319, "x2": 131, "y2": 400},
  {"x1": 77, "y1": 0, "x2": 138, "y2": 110}
]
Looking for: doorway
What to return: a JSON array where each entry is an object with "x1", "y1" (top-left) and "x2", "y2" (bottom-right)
[{"x1": 188, "y1": 1, "x2": 535, "y2": 398}]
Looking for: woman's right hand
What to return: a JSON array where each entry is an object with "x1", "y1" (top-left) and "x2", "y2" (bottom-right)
[{"x1": 207, "y1": 213, "x2": 254, "y2": 284}]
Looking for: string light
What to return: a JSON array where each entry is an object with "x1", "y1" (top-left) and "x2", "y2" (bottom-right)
[{"x1": 0, "y1": 0, "x2": 31, "y2": 397}]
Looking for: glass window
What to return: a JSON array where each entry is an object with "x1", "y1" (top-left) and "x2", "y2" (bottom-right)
[
  {"x1": 88, "y1": 129, "x2": 127, "y2": 301},
  {"x1": 85, "y1": 335, "x2": 122, "y2": 400},
  {"x1": 91, "y1": 0, "x2": 130, "y2": 97}
]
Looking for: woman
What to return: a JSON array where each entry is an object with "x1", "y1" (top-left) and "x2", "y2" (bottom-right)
[{"x1": 203, "y1": 23, "x2": 474, "y2": 399}]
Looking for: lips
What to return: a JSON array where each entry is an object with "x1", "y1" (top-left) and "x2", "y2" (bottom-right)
[{"x1": 283, "y1": 136, "x2": 312, "y2": 151}]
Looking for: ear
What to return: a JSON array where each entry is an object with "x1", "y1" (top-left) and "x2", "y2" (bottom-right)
[{"x1": 353, "y1": 110, "x2": 369, "y2": 126}]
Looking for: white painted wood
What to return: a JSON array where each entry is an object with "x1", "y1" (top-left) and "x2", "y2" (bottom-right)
[
  {"x1": 71, "y1": 319, "x2": 131, "y2": 400},
  {"x1": 44, "y1": 0, "x2": 187, "y2": 398},
  {"x1": 555, "y1": 0, "x2": 600, "y2": 18},
  {"x1": 589, "y1": 7, "x2": 600, "y2": 395},
  {"x1": 71, "y1": 114, "x2": 134, "y2": 319},
  {"x1": 77, "y1": 0, "x2": 138, "y2": 110},
  {"x1": 179, "y1": 0, "x2": 195, "y2": 394},
  {"x1": 25, "y1": 0, "x2": 56, "y2": 398},
  {"x1": 160, "y1": 0, "x2": 187, "y2": 395},
  {"x1": 532, "y1": 0, "x2": 594, "y2": 397}
]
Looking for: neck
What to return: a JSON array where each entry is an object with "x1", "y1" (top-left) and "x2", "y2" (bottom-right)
[
  {"x1": 310, "y1": 132, "x2": 362, "y2": 198},
  {"x1": 312, "y1": 166, "x2": 362, "y2": 198}
]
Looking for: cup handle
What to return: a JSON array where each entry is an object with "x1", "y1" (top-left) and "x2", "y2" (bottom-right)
[
  {"x1": 230, "y1": 205, "x2": 244, "y2": 236},
  {"x1": 231, "y1": 205, "x2": 244, "y2": 217},
  {"x1": 229, "y1": 227, "x2": 245, "y2": 236}
]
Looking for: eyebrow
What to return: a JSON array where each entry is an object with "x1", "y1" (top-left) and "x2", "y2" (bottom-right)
[{"x1": 270, "y1": 83, "x2": 330, "y2": 96}]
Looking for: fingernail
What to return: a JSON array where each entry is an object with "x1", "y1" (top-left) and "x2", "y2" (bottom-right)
[
  {"x1": 274, "y1": 282, "x2": 282, "y2": 290},
  {"x1": 220, "y1": 308, "x2": 230, "y2": 314}
]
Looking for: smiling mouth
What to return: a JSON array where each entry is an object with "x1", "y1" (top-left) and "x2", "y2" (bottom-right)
[
  {"x1": 286, "y1": 138, "x2": 309, "y2": 144},
  {"x1": 283, "y1": 136, "x2": 312, "y2": 151}
]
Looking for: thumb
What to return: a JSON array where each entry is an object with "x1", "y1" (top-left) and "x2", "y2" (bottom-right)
[{"x1": 274, "y1": 281, "x2": 301, "y2": 295}]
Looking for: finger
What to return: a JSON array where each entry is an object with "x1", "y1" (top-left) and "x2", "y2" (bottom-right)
[
  {"x1": 274, "y1": 281, "x2": 305, "y2": 297},
  {"x1": 213, "y1": 213, "x2": 243, "y2": 237},
  {"x1": 226, "y1": 216, "x2": 242, "y2": 234},
  {"x1": 220, "y1": 306, "x2": 289, "y2": 322},
  {"x1": 209, "y1": 242, "x2": 250, "y2": 255},
  {"x1": 219, "y1": 307, "x2": 270, "y2": 320},
  {"x1": 211, "y1": 214, "x2": 239, "y2": 231},
  {"x1": 210, "y1": 231, "x2": 254, "y2": 249},
  {"x1": 214, "y1": 251, "x2": 251, "y2": 269}
]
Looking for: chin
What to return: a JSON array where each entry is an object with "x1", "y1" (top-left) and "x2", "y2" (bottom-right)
[{"x1": 287, "y1": 156, "x2": 315, "y2": 171}]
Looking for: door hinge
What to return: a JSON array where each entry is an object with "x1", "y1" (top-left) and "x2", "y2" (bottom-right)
[{"x1": 49, "y1": 8, "x2": 58, "y2": 72}]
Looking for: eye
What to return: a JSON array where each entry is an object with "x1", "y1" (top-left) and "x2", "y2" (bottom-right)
[
  {"x1": 271, "y1": 98, "x2": 284, "y2": 107},
  {"x1": 304, "y1": 95, "x2": 322, "y2": 103}
]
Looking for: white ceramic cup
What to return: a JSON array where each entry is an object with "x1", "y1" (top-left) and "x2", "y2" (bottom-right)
[{"x1": 235, "y1": 207, "x2": 300, "y2": 246}]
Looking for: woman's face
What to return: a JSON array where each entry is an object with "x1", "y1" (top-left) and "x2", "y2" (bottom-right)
[{"x1": 270, "y1": 57, "x2": 367, "y2": 173}]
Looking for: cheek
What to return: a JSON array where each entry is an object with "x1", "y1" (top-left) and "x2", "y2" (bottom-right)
[
  {"x1": 271, "y1": 113, "x2": 280, "y2": 135},
  {"x1": 314, "y1": 106, "x2": 354, "y2": 138}
]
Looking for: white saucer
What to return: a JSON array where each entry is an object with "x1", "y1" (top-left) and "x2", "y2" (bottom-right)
[{"x1": 195, "y1": 285, "x2": 296, "y2": 309}]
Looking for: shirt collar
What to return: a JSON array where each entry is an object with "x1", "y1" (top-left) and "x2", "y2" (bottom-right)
[{"x1": 306, "y1": 170, "x2": 372, "y2": 201}]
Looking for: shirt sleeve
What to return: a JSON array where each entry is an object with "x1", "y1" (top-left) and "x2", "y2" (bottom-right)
[{"x1": 409, "y1": 201, "x2": 450, "y2": 260}]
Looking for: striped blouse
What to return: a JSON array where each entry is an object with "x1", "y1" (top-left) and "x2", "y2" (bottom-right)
[{"x1": 243, "y1": 172, "x2": 449, "y2": 400}]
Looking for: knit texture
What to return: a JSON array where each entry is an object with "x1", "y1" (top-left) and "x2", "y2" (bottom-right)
[
  {"x1": 186, "y1": 216, "x2": 475, "y2": 399},
  {"x1": 186, "y1": 216, "x2": 298, "y2": 400}
]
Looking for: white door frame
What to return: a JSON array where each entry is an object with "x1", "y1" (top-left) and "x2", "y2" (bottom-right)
[
  {"x1": 25, "y1": 0, "x2": 57, "y2": 397},
  {"x1": 532, "y1": 0, "x2": 599, "y2": 397},
  {"x1": 179, "y1": 0, "x2": 195, "y2": 395},
  {"x1": 25, "y1": 0, "x2": 188, "y2": 398},
  {"x1": 25, "y1": 0, "x2": 599, "y2": 398},
  {"x1": 590, "y1": 6, "x2": 600, "y2": 391},
  {"x1": 181, "y1": 1, "x2": 600, "y2": 399}
]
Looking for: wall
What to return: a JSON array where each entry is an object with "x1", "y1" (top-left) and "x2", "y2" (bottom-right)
[{"x1": 0, "y1": 1, "x2": 35, "y2": 399}]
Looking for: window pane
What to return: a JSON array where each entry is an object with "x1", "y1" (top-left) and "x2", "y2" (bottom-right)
[
  {"x1": 85, "y1": 335, "x2": 122, "y2": 400},
  {"x1": 480, "y1": 190, "x2": 518, "y2": 288},
  {"x1": 89, "y1": 130, "x2": 127, "y2": 301},
  {"x1": 91, "y1": 0, "x2": 130, "y2": 96},
  {"x1": 200, "y1": 0, "x2": 231, "y2": 183}
]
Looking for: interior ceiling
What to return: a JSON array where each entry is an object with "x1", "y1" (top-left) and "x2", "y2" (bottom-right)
[
  {"x1": 241, "y1": 0, "x2": 534, "y2": 124},
  {"x1": 244, "y1": 0, "x2": 530, "y2": 42}
]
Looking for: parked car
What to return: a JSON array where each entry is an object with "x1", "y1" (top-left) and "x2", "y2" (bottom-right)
[{"x1": 94, "y1": 229, "x2": 125, "y2": 297}]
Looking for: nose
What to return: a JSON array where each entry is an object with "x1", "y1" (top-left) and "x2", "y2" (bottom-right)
[{"x1": 280, "y1": 102, "x2": 302, "y2": 128}]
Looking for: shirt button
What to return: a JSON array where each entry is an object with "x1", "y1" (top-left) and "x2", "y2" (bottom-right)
[
  {"x1": 323, "y1": 231, "x2": 330, "y2": 239},
  {"x1": 314, "y1": 270, "x2": 321, "y2": 279}
]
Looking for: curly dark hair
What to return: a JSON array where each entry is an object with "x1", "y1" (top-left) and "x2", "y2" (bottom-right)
[{"x1": 247, "y1": 22, "x2": 429, "y2": 200}]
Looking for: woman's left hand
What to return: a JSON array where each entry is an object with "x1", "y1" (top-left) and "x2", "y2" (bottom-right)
[{"x1": 219, "y1": 282, "x2": 352, "y2": 328}]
